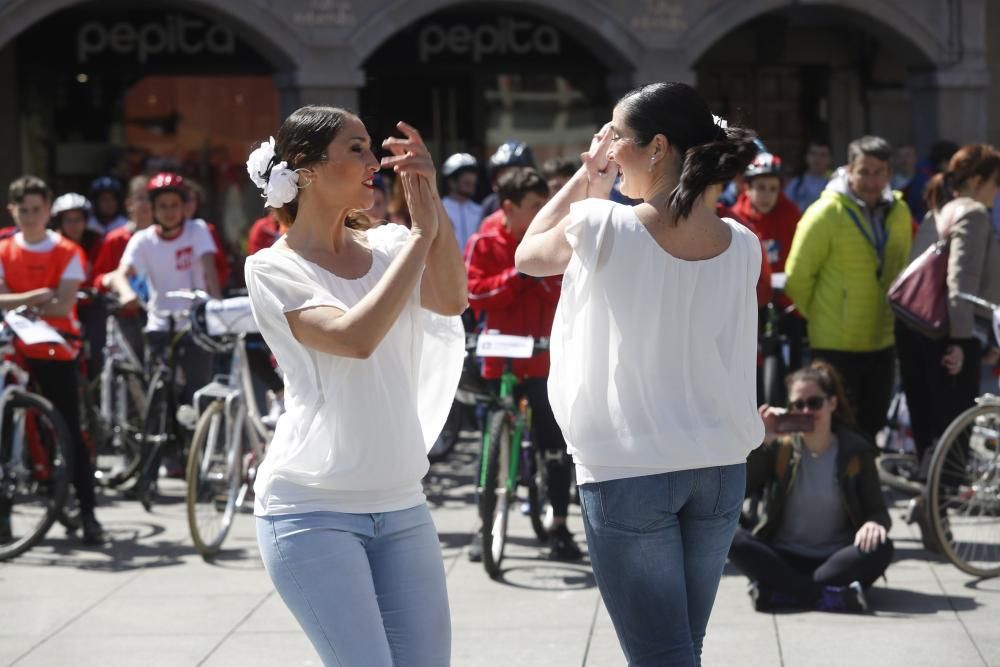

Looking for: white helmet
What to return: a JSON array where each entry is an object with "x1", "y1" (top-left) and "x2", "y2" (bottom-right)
[
  {"x1": 51, "y1": 193, "x2": 92, "y2": 218},
  {"x1": 441, "y1": 153, "x2": 478, "y2": 178}
]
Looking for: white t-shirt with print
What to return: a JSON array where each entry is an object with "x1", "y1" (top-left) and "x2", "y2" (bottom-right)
[
  {"x1": 549, "y1": 199, "x2": 765, "y2": 484},
  {"x1": 244, "y1": 223, "x2": 465, "y2": 516},
  {"x1": 0, "y1": 231, "x2": 85, "y2": 282},
  {"x1": 120, "y1": 220, "x2": 217, "y2": 332}
]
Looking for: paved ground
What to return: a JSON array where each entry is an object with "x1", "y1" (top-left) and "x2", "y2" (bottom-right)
[{"x1": 1, "y1": 436, "x2": 998, "y2": 666}]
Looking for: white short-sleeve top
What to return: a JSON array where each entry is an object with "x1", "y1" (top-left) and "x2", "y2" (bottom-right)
[
  {"x1": 549, "y1": 199, "x2": 765, "y2": 484},
  {"x1": 244, "y1": 223, "x2": 465, "y2": 515}
]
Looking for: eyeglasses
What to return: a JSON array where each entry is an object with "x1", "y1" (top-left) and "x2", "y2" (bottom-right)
[{"x1": 788, "y1": 395, "x2": 828, "y2": 412}]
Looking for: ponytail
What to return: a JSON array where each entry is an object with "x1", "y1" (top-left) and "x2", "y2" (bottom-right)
[
  {"x1": 669, "y1": 126, "x2": 758, "y2": 220},
  {"x1": 923, "y1": 171, "x2": 951, "y2": 213}
]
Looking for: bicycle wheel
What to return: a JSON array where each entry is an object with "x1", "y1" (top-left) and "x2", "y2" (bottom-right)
[
  {"x1": 526, "y1": 445, "x2": 551, "y2": 542},
  {"x1": 186, "y1": 400, "x2": 241, "y2": 559},
  {"x1": 95, "y1": 365, "x2": 146, "y2": 487},
  {"x1": 0, "y1": 388, "x2": 73, "y2": 561},
  {"x1": 480, "y1": 409, "x2": 513, "y2": 579},
  {"x1": 927, "y1": 401, "x2": 1000, "y2": 578},
  {"x1": 134, "y1": 368, "x2": 170, "y2": 511}
]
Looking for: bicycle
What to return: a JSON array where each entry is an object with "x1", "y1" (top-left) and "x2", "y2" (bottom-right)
[
  {"x1": 470, "y1": 332, "x2": 551, "y2": 579},
  {"x1": 83, "y1": 291, "x2": 147, "y2": 488},
  {"x1": 926, "y1": 292, "x2": 1000, "y2": 577},
  {"x1": 0, "y1": 308, "x2": 75, "y2": 561},
  {"x1": 184, "y1": 296, "x2": 273, "y2": 559},
  {"x1": 131, "y1": 292, "x2": 206, "y2": 512}
]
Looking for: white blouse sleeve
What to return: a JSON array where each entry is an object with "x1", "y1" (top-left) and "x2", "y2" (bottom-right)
[
  {"x1": 566, "y1": 199, "x2": 618, "y2": 270},
  {"x1": 245, "y1": 252, "x2": 348, "y2": 317}
]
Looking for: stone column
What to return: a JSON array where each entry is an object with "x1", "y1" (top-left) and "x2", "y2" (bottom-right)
[
  {"x1": 908, "y1": 65, "x2": 990, "y2": 155},
  {"x1": 273, "y1": 58, "x2": 365, "y2": 117}
]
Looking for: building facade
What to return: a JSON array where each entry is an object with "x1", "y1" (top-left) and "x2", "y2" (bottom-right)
[{"x1": 0, "y1": 0, "x2": 995, "y2": 222}]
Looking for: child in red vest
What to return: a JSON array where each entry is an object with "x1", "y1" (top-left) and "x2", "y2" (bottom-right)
[{"x1": 1, "y1": 176, "x2": 105, "y2": 545}]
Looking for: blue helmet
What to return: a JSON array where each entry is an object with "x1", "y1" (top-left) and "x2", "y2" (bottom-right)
[
  {"x1": 487, "y1": 141, "x2": 534, "y2": 178},
  {"x1": 88, "y1": 176, "x2": 123, "y2": 199}
]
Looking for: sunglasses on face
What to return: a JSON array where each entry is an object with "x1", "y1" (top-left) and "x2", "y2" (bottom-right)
[{"x1": 789, "y1": 395, "x2": 828, "y2": 412}]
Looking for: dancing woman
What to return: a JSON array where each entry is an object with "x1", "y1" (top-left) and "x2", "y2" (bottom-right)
[{"x1": 244, "y1": 106, "x2": 467, "y2": 666}]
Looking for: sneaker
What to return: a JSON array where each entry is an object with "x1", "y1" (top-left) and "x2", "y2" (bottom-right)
[
  {"x1": 749, "y1": 581, "x2": 800, "y2": 611},
  {"x1": 816, "y1": 583, "x2": 868, "y2": 614},
  {"x1": 748, "y1": 580, "x2": 764, "y2": 611},
  {"x1": 80, "y1": 512, "x2": 107, "y2": 546},
  {"x1": 906, "y1": 495, "x2": 946, "y2": 553},
  {"x1": 547, "y1": 524, "x2": 583, "y2": 561},
  {"x1": 468, "y1": 532, "x2": 482, "y2": 563}
]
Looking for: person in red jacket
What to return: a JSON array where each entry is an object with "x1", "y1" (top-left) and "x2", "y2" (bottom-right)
[
  {"x1": 465, "y1": 167, "x2": 581, "y2": 562},
  {"x1": 247, "y1": 210, "x2": 286, "y2": 256},
  {"x1": 731, "y1": 153, "x2": 808, "y2": 371}
]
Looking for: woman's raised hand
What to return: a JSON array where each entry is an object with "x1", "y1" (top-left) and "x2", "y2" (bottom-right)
[
  {"x1": 581, "y1": 122, "x2": 617, "y2": 193},
  {"x1": 381, "y1": 121, "x2": 437, "y2": 187},
  {"x1": 401, "y1": 171, "x2": 439, "y2": 241}
]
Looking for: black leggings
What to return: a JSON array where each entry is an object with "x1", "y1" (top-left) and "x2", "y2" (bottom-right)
[
  {"x1": 27, "y1": 359, "x2": 96, "y2": 513},
  {"x1": 728, "y1": 528, "x2": 893, "y2": 605}
]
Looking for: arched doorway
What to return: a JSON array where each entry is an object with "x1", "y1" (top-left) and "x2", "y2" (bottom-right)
[
  {"x1": 5, "y1": 1, "x2": 296, "y2": 246},
  {"x1": 360, "y1": 3, "x2": 634, "y2": 172},
  {"x1": 692, "y1": 5, "x2": 936, "y2": 172}
]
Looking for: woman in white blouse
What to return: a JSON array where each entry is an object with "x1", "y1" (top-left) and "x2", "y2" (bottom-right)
[
  {"x1": 244, "y1": 107, "x2": 467, "y2": 666},
  {"x1": 516, "y1": 82, "x2": 765, "y2": 667}
]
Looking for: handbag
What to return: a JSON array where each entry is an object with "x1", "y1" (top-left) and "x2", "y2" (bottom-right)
[{"x1": 887, "y1": 207, "x2": 961, "y2": 340}]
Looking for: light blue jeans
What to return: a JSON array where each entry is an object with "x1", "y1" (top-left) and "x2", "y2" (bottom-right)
[
  {"x1": 256, "y1": 504, "x2": 451, "y2": 666},
  {"x1": 579, "y1": 463, "x2": 747, "y2": 667}
]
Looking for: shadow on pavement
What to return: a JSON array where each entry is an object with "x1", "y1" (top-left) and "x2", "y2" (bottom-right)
[
  {"x1": 868, "y1": 586, "x2": 981, "y2": 615},
  {"x1": 494, "y1": 562, "x2": 597, "y2": 591}
]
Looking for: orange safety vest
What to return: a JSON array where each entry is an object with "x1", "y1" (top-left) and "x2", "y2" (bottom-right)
[{"x1": 0, "y1": 234, "x2": 84, "y2": 361}]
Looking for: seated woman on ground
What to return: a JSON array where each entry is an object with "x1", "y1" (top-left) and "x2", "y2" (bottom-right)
[{"x1": 729, "y1": 361, "x2": 894, "y2": 613}]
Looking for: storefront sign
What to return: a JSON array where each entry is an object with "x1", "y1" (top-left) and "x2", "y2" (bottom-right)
[
  {"x1": 418, "y1": 16, "x2": 560, "y2": 63},
  {"x1": 77, "y1": 15, "x2": 236, "y2": 65}
]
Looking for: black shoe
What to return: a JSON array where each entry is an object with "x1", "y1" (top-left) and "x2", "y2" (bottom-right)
[
  {"x1": 0, "y1": 515, "x2": 12, "y2": 544},
  {"x1": 547, "y1": 524, "x2": 583, "y2": 561},
  {"x1": 749, "y1": 580, "x2": 801, "y2": 611},
  {"x1": 468, "y1": 533, "x2": 482, "y2": 563},
  {"x1": 80, "y1": 512, "x2": 107, "y2": 546},
  {"x1": 906, "y1": 496, "x2": 945, "y2": 553}
]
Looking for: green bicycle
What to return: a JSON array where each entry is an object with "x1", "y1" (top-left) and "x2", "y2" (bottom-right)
[{"x1": 469, "y1": 332, "x2": 551, "y2": 579}]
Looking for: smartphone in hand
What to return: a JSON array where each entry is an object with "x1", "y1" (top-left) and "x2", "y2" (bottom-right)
[{"x1": 774, "y1": 412, "x2": 815, "y2": 434}]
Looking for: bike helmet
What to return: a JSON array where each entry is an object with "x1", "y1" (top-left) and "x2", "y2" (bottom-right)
[
  {"x1": 88, "y1": 176, "x2": 123, "y2": 198},
  {"x1": 745, "y1": 153, "x2": 783, "y2": 180},
  {"x1": 487, "y1": 141, "x2": 535, "y2": 178},
  {"x1": 441, "y1": 153, "x2": 478, "y2": 178},
  {"x1": 146, "y1": 172, "x2": 190, "y2": 202},
  {"x1": 50, "y1": 193, "x2": 92, "y2": 218}
]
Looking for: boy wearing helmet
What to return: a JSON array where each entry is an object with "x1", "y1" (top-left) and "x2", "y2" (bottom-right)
[
  {"x1": 52, "y1": 193, "x2": 102, "y2": 269},
  {"x1": 480, "y1": 140, "x2": 535, "y2": 221},
  {"x1": 441, "y1": 153, "x2": 483, "y2": 253},
  {"x1": 87, "y1": 176, "x2": 128, "y2": 236},
  {"x1": 732, "y1": 153, "x2": 802, "y2": 275},
  {"x1": 107, "y1": 173, "x2": 221, "y2": 418},
  {"x1": 1, "y1": 176, "x2": 105, "y2": 545}
]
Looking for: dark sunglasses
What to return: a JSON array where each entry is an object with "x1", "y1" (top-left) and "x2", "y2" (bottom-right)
[{"x1": 789, "y1": 395, "x2": 828, "y2": 412}]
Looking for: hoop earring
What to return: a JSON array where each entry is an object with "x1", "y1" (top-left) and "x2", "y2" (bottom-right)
[{"x1": 295, "y1": 168, "x2": 314, "y2": 190}]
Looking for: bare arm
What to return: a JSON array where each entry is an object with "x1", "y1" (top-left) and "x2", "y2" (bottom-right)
[
  {"x1": 516, "y1": 123, "x2": 616, "y2": 277},
  {"x1": 284, "y1": 172, "x2": 438, "y2": 359},
  {"x1": 39, "y1": 279, "x2": 80, "y2": 318},
  {"x1": 200, "y1": 253, "x2": 222, "y2": 299},
  {"x1": 106, "y1": 264, "x2": 140, "y2": 309},
  {"x1": 0, "y1": 283, "x2": 55, "y2": 309},
  {"x1": 382, "y1": 121, "x2": 467, "y2": 316}
]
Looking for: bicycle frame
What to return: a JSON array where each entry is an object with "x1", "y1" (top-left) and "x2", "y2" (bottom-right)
[{"x1": 478, "y1": 367, "x2": 528, "y2": 492}]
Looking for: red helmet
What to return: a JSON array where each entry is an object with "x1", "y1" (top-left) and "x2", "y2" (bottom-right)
[{"x1": 146, "y1": 172, "x2": 189, "y2": 201}]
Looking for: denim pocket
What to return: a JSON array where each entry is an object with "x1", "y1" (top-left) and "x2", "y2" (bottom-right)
[
  {"x1": 595, "y1": 474, "x2": 671, "y2": 533},
  {"x1": 714, "y1": 463, "x2": 747, "y2": 516}
]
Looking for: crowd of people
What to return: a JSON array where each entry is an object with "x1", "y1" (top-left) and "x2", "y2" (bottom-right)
[{"x1": 3, "y1": 78, "x2": 999, "y2": 666}]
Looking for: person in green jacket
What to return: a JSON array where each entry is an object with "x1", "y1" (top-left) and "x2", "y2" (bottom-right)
[{"x1": 784, "y1": 136, "x2": 912, "y2": 442}]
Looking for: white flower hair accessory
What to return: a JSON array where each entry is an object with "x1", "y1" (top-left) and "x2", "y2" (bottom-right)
[
  {"x1": 264, "y1": 162, "x2": 299, "y2": 208},
  {"x1": 246, "y1": 137, "x2": 299, "y2": 208},
  {"x1": 712, "y1": 114, "x2": 729, "y2": 130}
]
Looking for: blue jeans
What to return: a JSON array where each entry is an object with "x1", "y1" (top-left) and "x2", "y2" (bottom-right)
[
  {"x1": 580, "y1": 463, "x2": 747, "y2": 667},
  {"x1": 256, "y1": 504, "x2": 451, "y2": 666}
]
